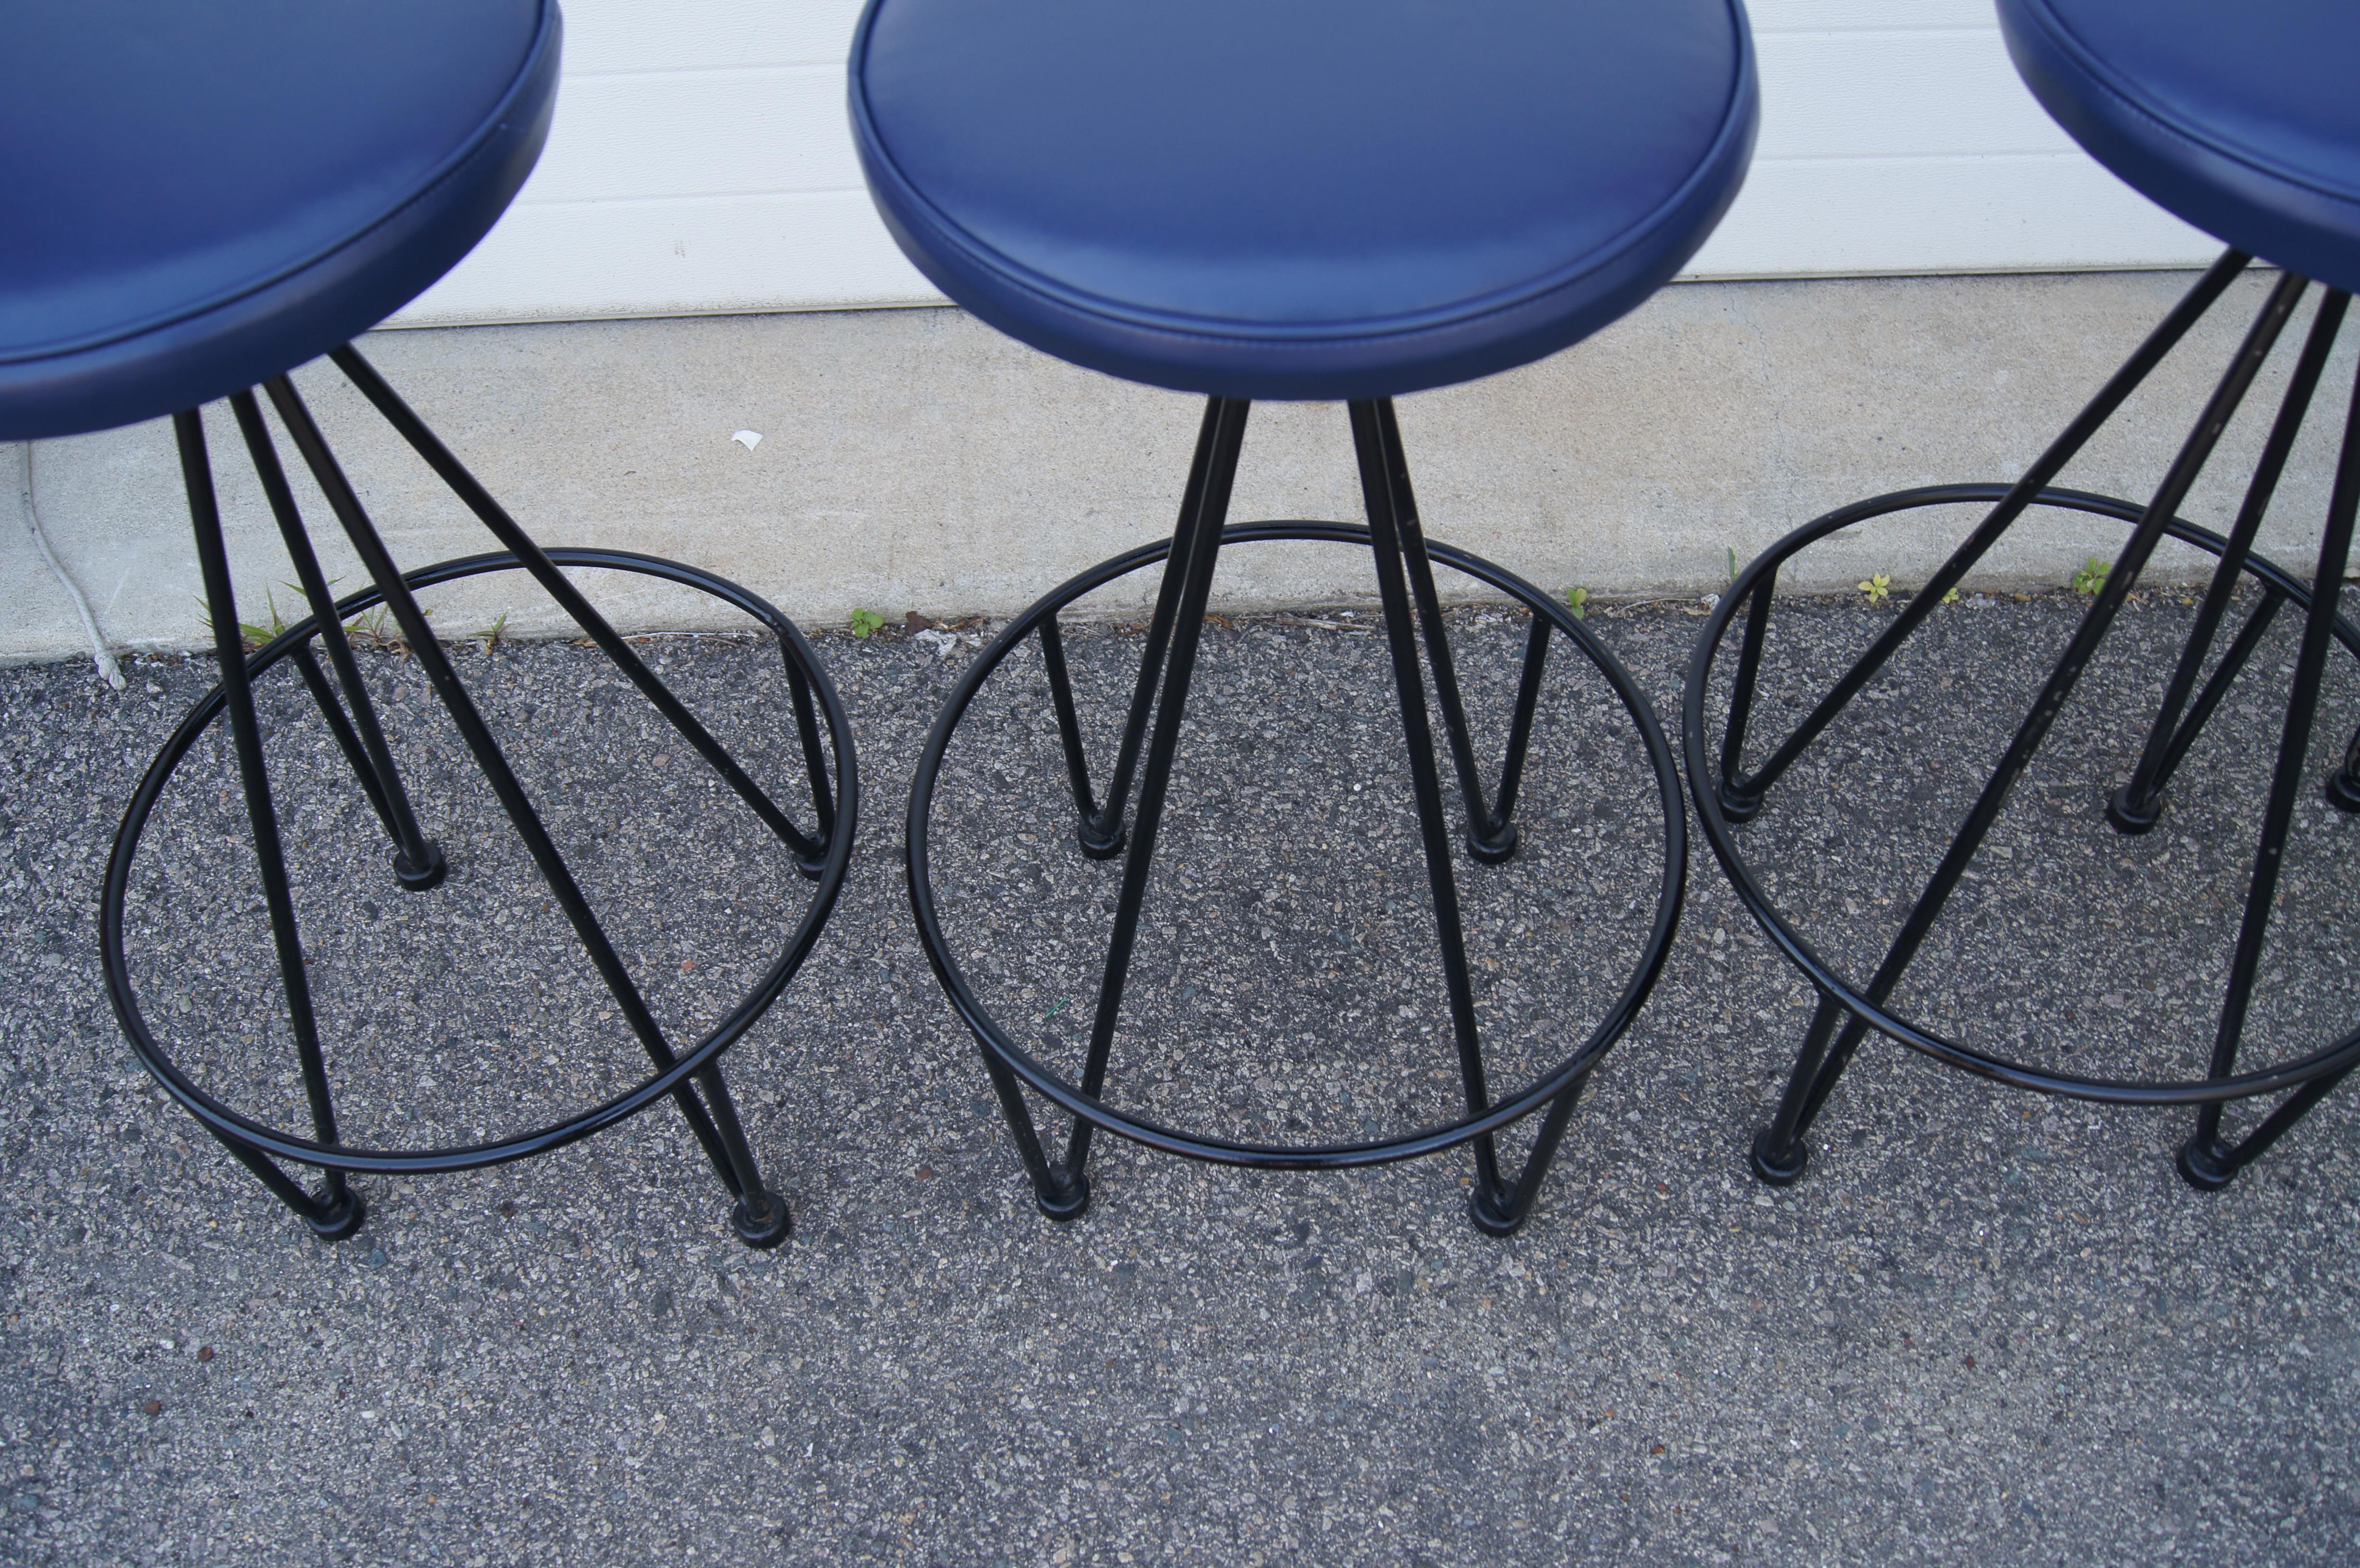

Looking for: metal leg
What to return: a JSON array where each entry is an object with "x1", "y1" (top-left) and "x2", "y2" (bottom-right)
[
  {"x1": 1721, "y1": 251, "x2": 2255, "y2": 812},
  {"x1": 1038, "y1": 613, "x2": 1104, "y2": 832},
  {"x1": 1748, "y1": 266, "x2": 2311, "y2": 1180},
  {"x1": 284, "y1": 647, "x2": 400, "y2": 845},
  {"x1": 930, "y1": 405, "x2": 1666, "y2": 1234},
  {"x1": 1045, "y1": 398, "x2": 1250, "y2": 1217},
  {"x1": 1715, "y1": 568, "x2": 1780, "y2": 822},
  {"x1": 1352, "y1": 400, "x2": 1574, "y2": 1233},
  {"x1": 201, "y1": 1121, "x2": 362, "y2": 1239},
  {"x1": 173, "y1": 409, "x2": 364, "y2": 1240},
  {"x1": 1040, "y1": 402, "x2": 1233, "y2": 863},
  {"x1": 259, "y1": 375, "x2": 792, "y2": 1245},
  {"x1": 227, "y1": 390, "x2": 447, "y2": 890},
  {"x1": 2178, "y1": 353, "x2": 2360, "y2": 1189},
  {"x1": 1369, "y1": 401, "x2": 1545, "y2": 864},
  {"x1": 326, "y1": 347, "x2": 832, "y2": 874},
  {"x1": 1474, "y1": 1080, "x2": 1588, "y2": 1233},
  {"x1": 2113, "y1": 290, "x2": 2351, "y2": 831}
]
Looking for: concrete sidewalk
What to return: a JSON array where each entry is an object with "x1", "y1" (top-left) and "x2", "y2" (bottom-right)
[
  {"x1": 0, "y1": 588, "x2": 2354, "y2": 1566},
  {"x1": 10, "y1": 268, "x2": 2357, "y2": 665}
]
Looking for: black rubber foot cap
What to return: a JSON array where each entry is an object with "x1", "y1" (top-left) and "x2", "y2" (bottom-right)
[
  {"x1": 1035, "y1": 1170, "x2": 1092, "y2": 1222},
  {"x1": 1717, "y1": 788, "x2": 1764, "y2": 826},
  {"x1": 2327, "y1": 770, "x2": 2360, "y2": 815},
  {"x1": 731, "y1": 1189, "x2": 793, "y2": 1250},
  {"x1": 304, "y1": 1188, "x2": 367, "y2": 1242},
  {"x1": 1468, "y1": 1186, "x2": 1528, "y2": 1237},
  {"x1": 1749, "y1": 1127, "x2": 1809, "y2": 1187},
  {"x1": 2106, "y1": 783, "x2": 2162, "y2": 836},
  {"x1": 1077, "y1": 825, "x2": 1127, "y2": 862},
  {"x1": 1464, "y1": 823, "x2": 1520, "y2": 867},
  {"x1": 794, "y1": 855, "x2": 828, "y2": 884},
  {"x1": 393, "y1": 841, "x2": 448, "y2": 893},
  {"x1": 2175, "y1": 1138, "x2": 2237, "y2": 1192}
]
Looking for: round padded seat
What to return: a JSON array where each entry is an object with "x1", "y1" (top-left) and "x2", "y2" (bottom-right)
[
  {"x1": 849, "y1": 0, "x2": 1757, "y2": 401},
  {"x1": 0, "y1": 0, "x2": 559, "y2": 441},
  {"x1": 2001, "y1": 0, "x2": 2360, "y2": 294}
]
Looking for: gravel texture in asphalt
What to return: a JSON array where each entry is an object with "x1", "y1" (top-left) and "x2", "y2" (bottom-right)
[{"x1": 1, "y1": 562, "x2": 2356, "y2": 1566}]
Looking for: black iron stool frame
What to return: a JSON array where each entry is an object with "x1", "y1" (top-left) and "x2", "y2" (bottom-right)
[
  {"x1": 1684, "y1": 250, "x2": 2360, "y2": 1193},
  {"x1": 101, "y1": 346, "x2": 857, "y2": 1248},
  {"x1": 907, "y1": 397, "x2": 1686, "y2": 1235}
]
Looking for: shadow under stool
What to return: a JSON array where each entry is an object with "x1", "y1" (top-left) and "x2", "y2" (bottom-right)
[
  {"x1": 5, "y1": 1, "x2": 855, "y2": 1247},
  {"x1": 852, "y1": 0, "x2": 1760, "y2": 1231},
  {"x1": 1686, "y1": 0, "x2": 2360, "y2": 1193}
]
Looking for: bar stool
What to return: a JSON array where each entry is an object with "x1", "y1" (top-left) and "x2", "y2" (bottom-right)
[
  {"x1": 856, "y1": 0, "x2": 1756, "y2": 1230},
  {"x1": 7, "y1": 1, "x2": 855, "y2": 1245},
  {"x1": 1686, "y1": 0, "x2": 2360, "y2": 1190}
]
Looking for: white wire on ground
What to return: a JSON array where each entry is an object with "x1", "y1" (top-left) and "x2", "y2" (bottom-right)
[{"x1": 16, "y1": 440, "x2": 124, "y2": 689}]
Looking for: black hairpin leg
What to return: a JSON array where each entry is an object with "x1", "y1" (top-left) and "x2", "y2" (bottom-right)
[
  {"x1": 1008, "y1": 397, "x2": 1571, "y2": 1233},
  {"x1": 2109, "y1": 291, "x2": 2352, "y2": 832},
  {"x1": 259, "y1": 374, "x2": 792, "y2": 1247},
  {"x1": 1751, "y1": 267, "x2": 2317, "y2": 1184},
  {"x1": 1712, "y1": 251, "x2": 2262, "y2": 824},
  {"x1": 128, "y1": 352, "x2": 852, "y2": 1247},
  {"x1": 227, "y1": 390, "x2": 448, "y2": 891},
  {"x1": 1370, "y1": 400, "x2": 1546, "y2": 866},
  {"x1": 174, "y1": 409, "x2": 364, "y2": 1240},
  {"x1": 1018, "y1": 396, "x2": 1248, "y2": 1217},
  {"x1": 1689, "y1": 250, "x2": 2360, "y2": 1193},
  {"x1": 2178, "y1": 345, "x2": 2360, "y2": 1188}
]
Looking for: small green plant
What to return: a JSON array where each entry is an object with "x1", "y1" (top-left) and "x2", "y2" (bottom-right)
[
  {"x1": 1565, "y1": 586, "x2": 1590, "y2": 620},
  {"x1": 345, "y1": 606, "x2": 394, "y2": 647},
  {"x1": 1856, "y1": 573, "x2": 1892, "y2": 606},
  {"x1": 1727, "y1": 547, "x2": 1739, "y2": 584},
  {"x1": 195, "y1": 585, "x2": 292, "y2": 650},
  {"x1": 2072, "y1": 556, "x2": 2110, "y2": 596},
  {"x1": 1942, "y1": 585, "x2": 1960, "y2": 605},
  {"x1": 479, "y1": 610, "x2": 510, "y2": 657},
  {"x1": 344, "y1": 602, "x2": 430, "y2": 652},
  {"x1": 849, "y1": 607, "x2": 887, "y2": 638}
]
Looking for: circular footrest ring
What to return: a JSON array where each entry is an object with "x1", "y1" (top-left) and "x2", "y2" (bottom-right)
[
  {"x1": 907, "y1": 519, "x2": 1688, "y2": 1171},
  {"x1": 102, "y1": 548, "x2": 858, "y2": 1176},
  {"x1": 1684, "y1": 483, "x2": 2360, "y2": 1108}
]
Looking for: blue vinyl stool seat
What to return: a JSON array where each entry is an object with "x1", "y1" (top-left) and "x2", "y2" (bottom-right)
[
  {"x1": 7, "y1": 1, "x2": 854, "y2": 1248},
  {"x1": 1, "y1": 0, "x2": 556, "y2": 440},
  {"x1": 852, "y1": 0, "x2": 1757, "y2": 402},
  {"x1": 2002, "y1": 0, "x2": 2360, "y2": 298},
  {"x1": 1688, "y1": 0, "x2": 2360, "y2": 1197},
  {"x1": 867, "y1": 0, "x2": 1754, "y2": 1232}
]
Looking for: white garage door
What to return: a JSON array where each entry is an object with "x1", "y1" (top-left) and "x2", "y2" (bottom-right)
[{"x1": 393, "y1": 0, "x2": 2217, "y2": 329}]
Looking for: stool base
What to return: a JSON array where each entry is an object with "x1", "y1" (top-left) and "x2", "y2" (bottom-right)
[
  {"x1": 909, "y1": 398, "x2": 1685, "y2": 1235},
  {"x1": 105, "y1": 347, "x2": 855, "y2": 1250},
  {"x1": 1688, "y1": 251, "x2": 2360, "y2": 1189}
]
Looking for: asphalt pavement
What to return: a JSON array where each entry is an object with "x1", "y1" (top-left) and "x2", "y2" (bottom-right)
[{"x1": 1, "y1": 579, "x2": 2355, "y2": 1566}]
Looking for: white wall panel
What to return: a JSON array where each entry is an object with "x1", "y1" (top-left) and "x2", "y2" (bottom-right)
[
  {"x1": 393, "y1": 0, "x2": 2221, "y2": 328},
  {"x1": 517, "y1": 67, "x2": 858, "y2": 202},
  {"x1": 399, "y1": 191, "x2": 933, "y2": 321},
  {"x1": 556, "y1": 0, "x2": 863, "y2": 73},
  {"x1": 1751, "y1": 31, "x2": 2073, "y2": 160}
]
